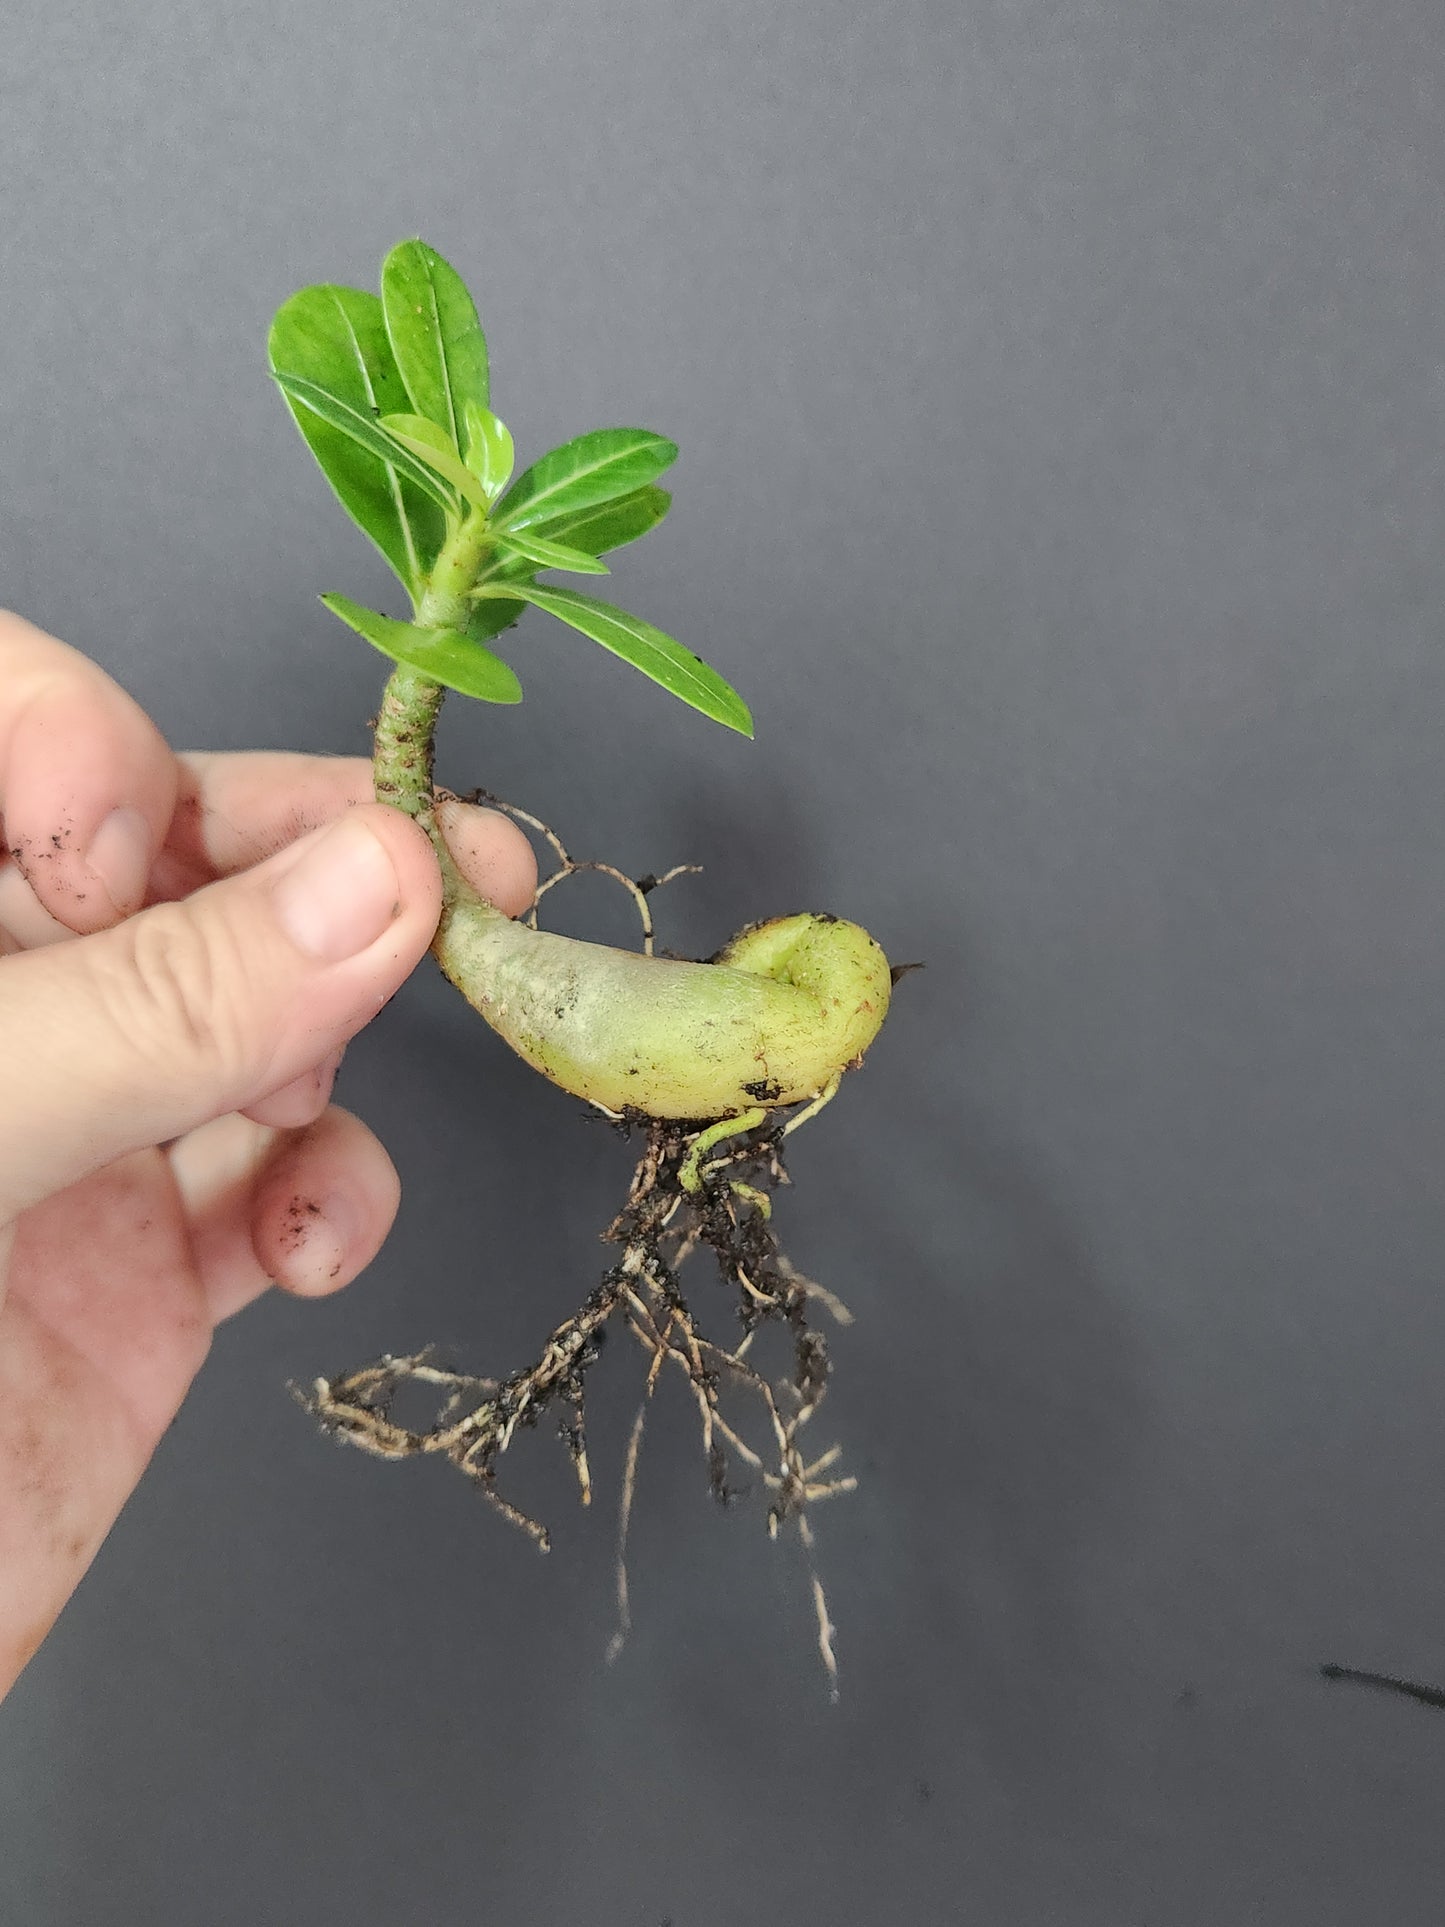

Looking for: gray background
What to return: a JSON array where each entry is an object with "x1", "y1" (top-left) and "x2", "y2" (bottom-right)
[{"x1": 3, "y1": 0, "x2": 1445, "y2": 1920}]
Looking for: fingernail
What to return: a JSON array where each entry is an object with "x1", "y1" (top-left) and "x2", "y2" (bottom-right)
[
  {"x1": 272, "y1": 817, "x2": 402, "y2": 962},
  {"x1": 85, "y1": 806, "x2": 151, "y2": 914},
  {"x1": 434, "y1": 797, "x2": 503, "y2": 834}
]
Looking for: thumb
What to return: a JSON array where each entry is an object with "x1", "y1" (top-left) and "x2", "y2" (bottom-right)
[{"x1": 0, "y1": 804, "x2": 443, "y2": 1225}]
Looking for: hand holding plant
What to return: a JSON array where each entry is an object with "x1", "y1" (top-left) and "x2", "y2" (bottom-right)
[{"x1": 0, "y1": 611, "x2": 535, "y2": 1697}]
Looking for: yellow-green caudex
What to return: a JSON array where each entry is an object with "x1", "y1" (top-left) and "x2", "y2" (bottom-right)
[
  {"x1": 373, "y1": 661, "x2": 891, "y2": 1122},
  {"x1": 436, "y1": 895, "x2": 892, "y2": 1121}
]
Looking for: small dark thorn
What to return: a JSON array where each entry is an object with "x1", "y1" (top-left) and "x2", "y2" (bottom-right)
[{"x1": 890, "y1": 961, "x2": 926, "y2": 985}]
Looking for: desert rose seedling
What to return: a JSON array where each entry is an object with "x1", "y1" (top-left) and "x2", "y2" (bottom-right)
[{"x1": 270, "y1": 240, "x2": 894, "y2": 1680}]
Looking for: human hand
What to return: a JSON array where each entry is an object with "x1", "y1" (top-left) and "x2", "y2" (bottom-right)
[{"x1": 0, "y1": 611, "x2": 536, "y2": 1697}]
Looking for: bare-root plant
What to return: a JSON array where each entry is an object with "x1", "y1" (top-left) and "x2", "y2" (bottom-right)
[{"x1": 271, "y1": 241, "x2": 897, "y2": 1685}]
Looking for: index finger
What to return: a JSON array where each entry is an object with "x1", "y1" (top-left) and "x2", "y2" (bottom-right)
[
  {"x1": 155, "y1": 752, "x2": 538, "y2": 918},
  {"x1": 0, "y1": 611, "x2": 179, "y2": 937},
  {"x1": 151, "y1": 751, "x2": 378, "y2": 896}
]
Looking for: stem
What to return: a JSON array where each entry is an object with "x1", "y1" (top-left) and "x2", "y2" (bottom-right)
[
  {"x1": 416, "y1": 506, "x2": 491, "y2": 629},
  {"x1": 373, "y1": 507, "x2": 496, "y2": 908},
  {"x1": 373, "y1": 668, "x2": 443, "y2": 821}
]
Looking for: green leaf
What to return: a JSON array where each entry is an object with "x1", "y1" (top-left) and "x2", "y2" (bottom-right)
[
  {"x1": 491, "y1": 428, "x2": 677, "y2": 532},
  {"x1": 378, "y1": 412, "x2": 489, "y2": 510},
  {"x1": 268, "y1": 284, "x2": 447, "y2": 593},
  {"x1": 492, "y1": 528, "x2": 609, "y2": 575},
  {"x1": 462, "y1": 399, "x2": 515, "y2": 501},
  {"x1": 476, "y1": 485, "x2": 672, "y2": 590},
  {"x1": 321, "y1": 593, "x2": 521, "y2": 704},
  {"x1": 273, "y1": 371, "x2": 458, "y2": 514},
  {"x1": 532, "y1": 485, "x2": 671, "y2": 556},
  {"x1": 472, "y1": 582, "x2": 751, "y2": 735},
  {"x1": 380, "y1": 239, "x2": 489, "y2": 446}
]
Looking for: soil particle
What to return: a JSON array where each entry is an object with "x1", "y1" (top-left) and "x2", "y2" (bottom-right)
[{"x1": 279, "y1": 1196, "x2": 324, "y2": 1251}]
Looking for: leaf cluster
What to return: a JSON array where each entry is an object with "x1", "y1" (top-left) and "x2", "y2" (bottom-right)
[{"x1": 269, "y1": 240, "x2": 751, "y2": 735}]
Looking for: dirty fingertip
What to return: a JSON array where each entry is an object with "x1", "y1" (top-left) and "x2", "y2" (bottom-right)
[
  {"x1": 262, "y1": 1186, "x2": 367, "y2": 1296},
  {"x1": 435, "y1": 797, "x2": 537, "y2": 916}
]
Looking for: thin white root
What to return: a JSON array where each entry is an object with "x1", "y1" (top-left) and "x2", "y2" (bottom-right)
[
  {"x1": 777, "y1": 1255, "x2": 854, "y2": 1326},
  {"x1": 801, "y1": 1518, "x2": 841, "y2": 1704},
  {"x1": 781, "y1": 1072, "x2": 842, "y2": 1138},
  {"x1": 606, "y1": 1403, "x2": 648, "y2": 1666},
  {"x1": 469, "y1": 789, "x2": 701, "y2": 958}
]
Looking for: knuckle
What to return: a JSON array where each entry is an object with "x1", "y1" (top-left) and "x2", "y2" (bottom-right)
[{"x1": 103, "y1": 900, "x2": 260, "y2": 1086}]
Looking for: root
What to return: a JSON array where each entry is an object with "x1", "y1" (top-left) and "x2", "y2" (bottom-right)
[
  {"x1": 301, "y1": 1107, "x2": 855, "y2": 1687},
  {"x1": 450, "y1": 786, "x2": 701, "y2": 959},
  {"x1": 299, "y1": 801, "x2": 860, "y2": 1694}
]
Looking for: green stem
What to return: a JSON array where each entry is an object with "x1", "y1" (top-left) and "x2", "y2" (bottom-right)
[
  {"x1": 373, "y1": 667, "x2": 443, "y2": 822},
  {"x1": 416, "y1": 506, "x2": 491, "y2": 629},
  {"x1": 373, "y1": 507, "x2": 497, "y2": 909}
]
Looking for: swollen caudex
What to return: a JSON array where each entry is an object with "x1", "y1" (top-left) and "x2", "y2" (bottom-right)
[{"x1": 433, "y1": 889, "x2": 892, "y2": 1120}]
